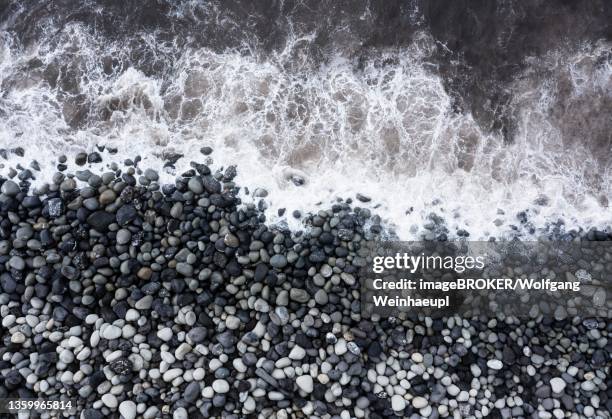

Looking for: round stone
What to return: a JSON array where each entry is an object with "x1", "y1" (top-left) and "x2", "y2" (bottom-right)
[
  {"x1": 391, "y1": 395, "x2": 406, "y2": 411},
  {"x1": 16, "y1": 226, "x2": 33, "y2": 240},
  {"x1": 183, "y1": 381, "x2": 200, "y2": 403},
  {"x1": 157, "y1": 328, "x2": 173, "y2": 341},
  {"x1": 187, "y1": 327, "x2": 208, "y2": 343},
  {"x1": 289, "y1": 288, "x2": 310, "y2": 303},
  {"x1": 412, "y1": 396, "x2": 428, "y2": 409},
  {"x1": 1, "y1": 180, "x2": 20, "y2": 196},
  {"x1": 8, "y1": 256, "x2": 25, "y2": 270},
  {"x1": 550, "y1": 377, "x2": 567, "y2": 394},
  {"x1": 99, "y1": 189, "x2": 117, "y2": 205},
  {"x1": 101, "y1": 325, "x2": 122, "y2": 340},
  {"x1": 270, "y1": 254, "x2": 288, "y2": 269},
  {"x1": 592, "y1": 288, "x2": 606, "y2": 306},
  {"x1": 447, "y1": 385, "x2": 460, "y2": 397},
  {"x1": 320, "y1": 264, "x2": 333, "y2": 277},
  {"x1": 116, "y1": 205, "x2": 137, "y2": 225},
  {"x1": 487, "y1": 359, "x2": 503, "y2": 370},
  {"x1": 188, "y1": 177, "x2": 204, "y2": 194},
  {"x1": 59, "y1": 349, "x2": 74, "y2": 363},
  {"x1": 581, "y1": 381, "x2": 595, "y2": 391},
  {"x1": 170, "y1": 202, "x2": 183, "y2": 218},
  {"x1": 11, "y1": 332, "x2": 26, "y2": 344},
  {"x1": 101, "y1": 394, "x2": 118, "y2": 408},
  {"x1": 116, "y1": 229, "x2": 131, "y2": 245},
  {"x1": 224, "y1": 233, "x2": 239, "y2": 248},
  {"x1": 163, "y1": 368, "x2": 183, "y2": 382},
  {"x1": 167, "y1": 406, "x2": 182, "y2": 419},
  {"x1": 289, "y1": 346, "x2": 306, "y2": 360},
  {"x1": 334, "y1": 340, "x2": 347, "y2": 355},
  {"x1": 212, "y1": 379, "x2": 229, "y2": 394},
  {"x1": 296, "y1": 375, "x2": 313, "y2": 393},
  {"x1": 119, "y1": 400, "x2": 136, "y2": 419},
  {"x1": 314, "y1": 289, "x2": 328, "y2": 305},
  {"x1": 144, "y1": 169, "x2": 159, "y2": 181},
  {"x1": 253, "y1": 298, "x2": 270, "y2": 312},
  {"x1": 176, "y1": 263, "x2": 193, "y2": 277},
  {"x1": 225, "y1": 315, "x2": 241, "y2": 330},
  {"x1": 135, "y1": 295, "x2": 153, "y2": 310},
  {"x1": 137, "y1": 267, "x2": 152, "y2": 280},
  {"x1": 411, "y1": 352, "x2": 424, "y2": 363}
]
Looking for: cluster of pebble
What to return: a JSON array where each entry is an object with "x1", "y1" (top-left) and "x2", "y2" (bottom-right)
[{"x1": 0, "y1": 151, "x2": 610, "y2": 419}]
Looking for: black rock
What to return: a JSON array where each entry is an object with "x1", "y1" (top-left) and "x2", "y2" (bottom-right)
[
  {"x1": 1, "y1": 180, "x2": 20, "y2": 196},
  {"x1": 87, "y1": 211, "x2": 116, "y2": 232},
  {"x1": 75, "y1": 152, "x2": 87, "y2": 166},
  {"x1": 216, "y1": 330, "x2": 236, "y2": 347},
  {"x1": 162, "y1": 152, "x2": 183, "y2": 165},
  {"x1": 203, "y1": 176, "x2": 221, "y2": 194},
  {"x1": 502, "y1": 346, "x2": 516, "y2": 364},
  {"x1": 591, "y1": 349, "x2": 607, "y2": 366},
  {"x1": 187, "y1": 327, "x2": 208, "y2": 343},
  {"x1": 82, "y1": 409, "x2": 104, "y2": 419},
  {"x1": 183, "y1": 381, "x2": 200, "y2": 403},
  {"x1": 4, "y1": 370, "x2": 23, "y2": 389},
  {"x1": 116, "y1": 204, "x2": 138, "y2": 225},
  {"x1": 109, "y1": 358, "x2": 133, "y2": 376},
  {"x1": 22, "y1": 196, "x2": 41, "y2": 208},
  {"x1": 0, "y1": 273, "x2": 16, "y2": 293},
  {"x1": 87, "y1": 152, "x2": 102, "y2": 163},
  {"x1": 319, "y1": 232, "x2": 334, "y2": 244}
]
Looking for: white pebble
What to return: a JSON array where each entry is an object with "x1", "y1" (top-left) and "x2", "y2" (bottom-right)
[
  {"x1": 173, "y1": 407, "x2": 188, "y2": 419},
  {"x1": 157, "y1": 327, "x2": 173, "y2": 341},
  {"x1": 412, "y1": 396, "x2": 428, "y2": 409},
  {"x1": 101, "y1": 325, "x2": 122, "y2": 340},
  {"x1": 487, "y1": 359, "x2": 503, "y2": 370},
  {"x1": 119, "y1": 400, "x2": 136, "y2": 419},
  {"x1": 11, "y1": 332, "x2": 26, "y2": 344},
  {"x1": 289, "y1": 346, "x2": 306, "y2": 360},
  {"x1": 296, "y1": 375, "x2": 314, "y2": 393},
  {"x1": 212, "y1": 379, "x2": 230, "y2": 393},
  {"x1": 193, "y1": 368, "x2": 205, "y2": 381},
  {"x1": 163, "y1": 368, "x2": 183, "y2": 382},
  {"x1": 391, "y1": 394, "x2": 406, "y2": 411},
  {"x1": 225, "y1": 315, "x2": 241, "y2": 329},
  {"x1": 101, "y1": 394, "x2": 118, "y2": 408},
  {"x1": 550, "y1": 377, "x2": 566, "y2": 393},
  {"x1": 125, "y1": 309, "x2": 140, "y2": 322}
]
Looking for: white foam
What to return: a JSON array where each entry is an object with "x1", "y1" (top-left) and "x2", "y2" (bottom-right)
[{"x1": 0, "y1": 24, "x2": 610, "y2": 239}]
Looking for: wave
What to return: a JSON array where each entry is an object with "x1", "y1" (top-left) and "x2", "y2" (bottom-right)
[{"x1": 0, "y1": 0, "x2": 611, "y2": 239}]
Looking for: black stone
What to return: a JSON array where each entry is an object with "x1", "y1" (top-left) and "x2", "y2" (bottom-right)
[
  {"x1": 75, "y1": 152, "x2": 87, "y2": 166},
  {"x1": 87, "y1": 211, "x2": 116, "y2": 232},
  {"x1": 116, "y1": 204, "x2": 138, "y2": 225},
  {"x1": 87, "y1": 152, "x2": 102, "y2": 163},
  {"x1": 202, "y1": 176, "x2": 221, "y2": 194},
  {"x1": 82, "y1": 409, "x2": 104, "y2": 419},
  {"x1": 187, "y1": 327, "x2": 208, "y2": 343}
]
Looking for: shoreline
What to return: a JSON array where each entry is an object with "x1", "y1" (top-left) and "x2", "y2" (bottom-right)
[{"x1": 2, "y1": 146, "x2": 609, "y2": 243}]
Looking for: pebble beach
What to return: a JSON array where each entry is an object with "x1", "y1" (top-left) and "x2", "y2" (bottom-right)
[
  {"x1": 1, "y1": 1, "x2": 611, "y2": 417},
  {"x1": 0, "y1": 151, "x2": 609, "y2": 418}
]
